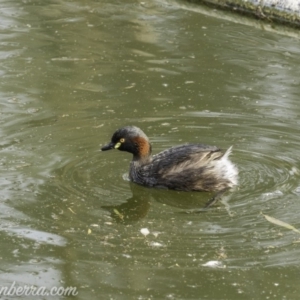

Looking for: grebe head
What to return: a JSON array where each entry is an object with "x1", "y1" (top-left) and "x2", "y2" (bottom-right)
[{"x1": 101, "y1": 126, "x2": 152, "y2": 159}]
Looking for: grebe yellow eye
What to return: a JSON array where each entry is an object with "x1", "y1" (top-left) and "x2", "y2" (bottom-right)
[{"x1": 115, "y1": 138, "x2": 125, "y2": 149}]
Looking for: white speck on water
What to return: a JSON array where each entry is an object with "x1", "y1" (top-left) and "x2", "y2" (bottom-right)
[
  {"x1": 289, "y1": 166, "x2": 299, "y2": 175},
  {"x1": 90, "y1": 224, "x2": 99, "y2": 227},
  {"x1": 140, "y1": 228, "x2": 150, "y2": 237},
  {"x1": 202, "y1": 260, "x2": 224, "y2": 268},
  {"x1": 149, "y1": 241, "x2": 165, "y2": 248},
  {"x1": 152, "y1": 231, "x2": 160, "y2": 238},
  {"x1": 122, "y1": 173, "x2": 130, "y2": 181}
]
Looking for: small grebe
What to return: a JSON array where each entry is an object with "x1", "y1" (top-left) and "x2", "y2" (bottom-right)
[{"x1": 101, "y1": 126, "x2": 238, "y2": 192}]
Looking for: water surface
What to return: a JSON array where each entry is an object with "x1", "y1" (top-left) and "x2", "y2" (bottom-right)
[{"x1": 1, "y1": 0, "x2": 300, "y2": 299}]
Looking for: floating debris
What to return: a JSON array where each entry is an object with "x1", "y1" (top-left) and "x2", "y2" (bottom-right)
[
  {"x1": 15, "y1": 163, "x2": 31, "y2": 169},
  {"x1": 93, "y1": 124, "x2": 104, "y2": 128},
  {"x1": 289, "y1": 167, "x2": 299, "y2": 175},
  {"x1": 124, "y1": 83, "x2": 136, "y2": 89},
  {"x1": 140, "y1": 228, "x2": 150, "y2": 237},
  {"x1": 51, "y1": 57, "x2": 88, "y2": 61},
  {"x1": 113, "y1": 209, "x2": 124, "y2": 220},
  {"x1": 202, "y1": 260, "x2": 224, "y2": 268},
  {"x1": 262, "y1": 212, "x2": 300, "y2": 234},
  {"x1": 152, "y1": 231, "x2": 161, "y2": 238},
  {"x1": 122, "y1": 254, "x2": 131, "y2": 259},
  {"x1": 68, "y1": 207, "x2": 76, "y2": 214},
  {"x1": 149, "y1": 241, "x2": 165, "y2": 248}
]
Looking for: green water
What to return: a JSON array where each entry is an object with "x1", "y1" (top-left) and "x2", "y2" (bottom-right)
[{"x1": 1, "y1": 0, "x2": 300, "y2": 299}]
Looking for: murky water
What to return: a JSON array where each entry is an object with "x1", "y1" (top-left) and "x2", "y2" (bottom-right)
[{"x1": 1, "y1": 0, "x2": 300, "y2": 299}]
